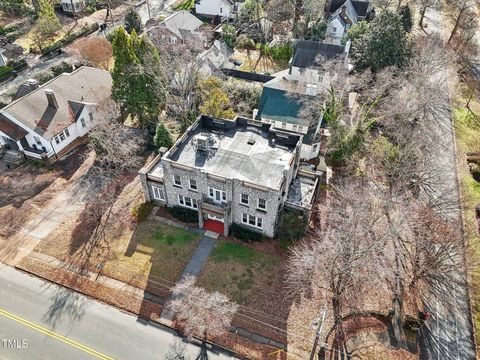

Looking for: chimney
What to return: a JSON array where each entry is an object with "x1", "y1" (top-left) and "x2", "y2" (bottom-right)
[
  {"x1": 44, "y1": 89, "x2": 58, "y2": 109},
  {"x1": 27, "y1": 79, "x2": 39, "y2": 89}
]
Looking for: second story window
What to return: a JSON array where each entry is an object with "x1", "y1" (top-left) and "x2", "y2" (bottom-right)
[
  {"x1": 189, "y1": 179, "x2": 197, "y2": 191},
  {"x1": 281, "y1": 122, "x2": 287, "y2": 129},
  {"x1": 257, "y1": 198, "x2": 266, "y2": 211},
  {"x1": 173, "y1": 175, "x2": 182, "y2": 187},
  {"x1": 80, "y1": 118, "x2": 86, "y2": 127},
  {"x1": 292, "y1": 125, "x2": 298, "y2": 131},
  {"x1": 241, "y1": 193, "x2": 249, "y2": 205},
  {"x1": 298, "y1": 125, "x2": 304, "y2": 132},
  {"x1": 152, "y1": 185, "x2": 165, "y2": 201}
]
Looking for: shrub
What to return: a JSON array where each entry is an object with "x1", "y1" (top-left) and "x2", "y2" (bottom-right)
[
  {"x1": 51, "y1": 61, "x2": 73, "y2": 76},
  {"x1": 229, "y1": 223, "x2": 264, "y2": 242},
  {"x1": 131, "y1": 202, "x2": 153, "y2": 222},
  {"x1": 276, "y1": 209, "x2": 307, "y2": 249},
  {"x1": 41, "y1": 23, "x2": 99, "y2": 56},
  {"x1": 168, "y1": 206, "x2": 198, "y2": 223},
  {"x1": 268, "y1": 42, "x2": 293, "y2": 62},
  {"x1": 0, "y1": 66, "x2": 13, "y2": 81},
  {"x1": 153, "y1": 122, "x2": 173, "y2": 149}
]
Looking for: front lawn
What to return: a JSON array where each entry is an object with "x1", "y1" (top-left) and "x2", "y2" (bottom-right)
[
  {"x1": 102, "y1": 219, "x2": 201, "y2": 288},
  {"x1": 196, "y1": 239, "x2": 291, "y2": 341}
]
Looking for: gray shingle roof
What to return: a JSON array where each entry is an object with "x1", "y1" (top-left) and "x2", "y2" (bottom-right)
[
  {"x1": 291, "y1": 40, "x2": 346, "y2": 68},
  {"x1": 0, "y1": 66, "x2": 112, "y2": 140}
]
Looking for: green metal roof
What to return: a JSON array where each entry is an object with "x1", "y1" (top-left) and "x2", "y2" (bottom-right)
[{"x1": 256, "y1": 87, "x2": 310, "y2": 127}]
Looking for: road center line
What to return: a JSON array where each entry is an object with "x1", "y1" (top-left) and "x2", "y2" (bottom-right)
[{"x1": 0, "y1": 307, "x2": 114, "y2": 360}]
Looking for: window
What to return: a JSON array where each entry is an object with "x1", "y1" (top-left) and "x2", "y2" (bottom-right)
[
  {"x1": 178, "y1": 195, "x2": 198, "y2": 210},
  {"x1": 171, "y1": 36, "x2": 177, "y2": 44},
  {"x1": 240, "y1": 193, "x2": 249, "y2": 205},
  {"x1": 33, "y1": 136, "x2": 42, "y2": 146},
  {"x1": 173, "y1": 175, "x2": 182, "y2": 187},
  {"x1": 281, "y1": 122, "x2": 287, "y2": 129},
  {"x1": 189, "y1": 179, "x2": 197, "y2": 191},
  {"x1": 208, "y1": 187, "x2": 226, "y2": 203},
  {"x1": 65, "y1": 128, "x2": 70, "y2": 137},
  {"x1": 257, "y1": 198, "x2": 266, "y2": 211},
  {"x1": 241, "y1": 213, "x2": 263, "y2": 229},
  {"x1": 54, "y1": 136, "x2": 60, "y2": 144},
  {"x1": 298, "y1": 125, "x2": 304, "y2": 132},
  {"x1": 152, "y1": 186, "x2": 165, "y2": 201},
  {"x1": 292, "y1": 124, "x2": 298, "y2": 131},
  {"x1": 220, "y1": 7, "x2": 222, "y2": 13},
  {"x1": 59, "y1": 132, "x2": 65, "y2": 141},
  {"x1": 89, "y1": 112, "x2": 94, "y2": 121},
  {"x1": 80, "y1": 118, "x2": 86, "y2": 127},
  {"x1": 313, "y1": 144, "x2": 318, "y2": 151}
]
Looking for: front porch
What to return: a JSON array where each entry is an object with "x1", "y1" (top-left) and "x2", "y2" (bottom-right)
[{"x1": 198, "y1": 196, "x2": 231, "y2": 236}]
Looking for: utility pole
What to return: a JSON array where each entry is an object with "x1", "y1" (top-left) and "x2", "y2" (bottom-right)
[{"x1": 309, "y1": 308, "x2": 327, "y2": 360}]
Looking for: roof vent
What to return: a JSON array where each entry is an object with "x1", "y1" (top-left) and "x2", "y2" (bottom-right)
[{"x1": 196, "y1": 135, "x2": 209, "y2": 152}]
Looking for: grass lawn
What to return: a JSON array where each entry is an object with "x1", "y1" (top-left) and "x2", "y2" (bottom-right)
[
  {"x1": 196, "y1": 239, "x2": 291, "y2": 330},
  {"x1": 102, "y1": 219, "x2": 201, "y2": 289},
  {"x1": 452, "y1": 90, "x2": 480, "y2": 340}
]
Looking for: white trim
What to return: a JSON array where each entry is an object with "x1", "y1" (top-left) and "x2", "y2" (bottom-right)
[
  {"x1": 152, "y1": 185, "x2": 165, "y2": 201},
  {"x1": 257, "y1": 198, "x2": 266, "y2": 211},
  {"x1": 208, "y1": 186, "x2": 226, "y2": 203},
  {"x1": 173, "y1": 174, "x2": 182, "y2": 187},
  {"x1": 240, "y1": 193, "x2": 249, "y2": 205},
  {"x1": 178, "y1": 195, "x2": 198, "y2": 210},
  {"x1": 241, "y1": 213, "x2": 263, "y2": 229}
]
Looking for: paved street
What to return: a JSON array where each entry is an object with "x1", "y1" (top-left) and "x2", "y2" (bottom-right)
[
  {"x1": 0, "y1": 265, "x2": 237, "y2": 360},
  {"x1": 417, "y1": 9, "x2": 476, "y2": 360}
]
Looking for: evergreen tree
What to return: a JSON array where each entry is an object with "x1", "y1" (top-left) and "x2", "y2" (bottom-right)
[
  {"x1": 222, "y1": 24, "x2": 237, "y2": 48},
  {"x1": 351, "y1": 11, "x2": 412, "y2": 72},
  {"x1": 153, "y1": 122, "x2": 174, "y2": 149},
  {"x1": 124, "y1": 7, "x2": 142, "y2": 34},
  {"x1": 399, "y1": 5, "x2": 413, "y2": 32},
  {"x1": 36, "y1": 0, "x2": 60, "y2": 30},
  {"x1": 0, "y1": 0, "x2": 28, "y2": 16},
  {"x1": 111, "y1": 27, "x2": 160, "y2": 127}
]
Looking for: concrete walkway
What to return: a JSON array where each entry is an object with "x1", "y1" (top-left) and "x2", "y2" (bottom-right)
[{"x1": 160, "y1": 232, "x2": 218, "y2": 323}]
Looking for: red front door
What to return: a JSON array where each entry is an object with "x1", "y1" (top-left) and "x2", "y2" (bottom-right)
[{"x1": 203, "y1": 219, "x2": 224, "y2": 234}]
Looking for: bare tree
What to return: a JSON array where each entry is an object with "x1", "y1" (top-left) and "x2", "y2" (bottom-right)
[
  {"x1": 167, "y1": 276, "x2": 238, "y2": 344},
  {"x1": 71, "y1": 36, "x2": 113, "y2": 70},
  {"x1": 445, "y1": 0, "x2": 476, "y2": 44},
  {"x1": 287, "y1": 180, "x2": 390, "y2": 356}
]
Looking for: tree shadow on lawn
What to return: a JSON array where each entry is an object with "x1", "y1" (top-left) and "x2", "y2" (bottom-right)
[{"x1": 67, "y1": 170, "x2": 137, "y2": 273}]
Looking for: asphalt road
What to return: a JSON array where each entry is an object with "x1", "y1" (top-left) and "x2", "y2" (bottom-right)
[
  {"x1": 0, "y1": 265, "x2": 237, "y2": 360},
  {"x1": 417, "y1": 8, "x2": 476, "y2": 360}
]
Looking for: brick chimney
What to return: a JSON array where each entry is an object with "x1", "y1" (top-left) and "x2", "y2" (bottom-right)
[{"x1": 44, "y1": 89, "x2": 58, "y2": 109}]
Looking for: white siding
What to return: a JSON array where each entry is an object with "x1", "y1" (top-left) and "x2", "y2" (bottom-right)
[
  {"x1": 196, "y1": 0, "x2": 233, "y2": 17},
  {"x1": 324, "y1": 16, "x2": 346, "y2": 45}
]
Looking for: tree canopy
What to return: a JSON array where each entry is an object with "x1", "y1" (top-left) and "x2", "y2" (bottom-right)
[
  {"x1": 124, "y1": 7, "x2": 142, "y2": 34},
  {"x1": 111, "y1": 27, "x2": 160, "y2": 127},
  {"x1": 351, "y1": 11, "x2": 412, "y2": 71}
]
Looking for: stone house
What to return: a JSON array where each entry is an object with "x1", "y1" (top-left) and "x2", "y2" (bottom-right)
[
  {"x1": 61, "y1": 0, "x2": 85, "y2": 13},
  {"x1": 139, "y1": 115, "x2": 320, "y2": 237},
  {"x1": 146, "y1": 11, "x2": 205, "y2": 46}
]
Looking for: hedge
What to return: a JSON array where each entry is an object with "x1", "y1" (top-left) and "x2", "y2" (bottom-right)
[
  {"x1": 229, "y1": 223, "x2": 264, "y2": 242},
  {"x1": 41, "y1": 23, "x2": 100, "y2": 56},
  {"x1": 276, "y1": 209, "x2": 307, "y2": 249},
  {"x1": 131, "y1": 202, "x2": 153, "y2": 223},
  {"x1": 0, "y1": 66, "x2": 13, "y2": 81},
  {"x1": 167, "y1": 206, "x2": 198, "y2": 223},
  {"x1": 8, "y1": 59, "x2": 28, "y2": 71}
]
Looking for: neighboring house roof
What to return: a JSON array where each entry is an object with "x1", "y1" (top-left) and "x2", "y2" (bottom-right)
[
  {"x1": 292, "y1": 40, "x2": 346, "y2": 68},
  {"x1": 198, "y1": 40, "x2": 234, "y2": 74},
  {"x1": 256, "y1": 87, "x2": 306, "y2": 126},
  {"x1": 0, "y1": 66, "x2": 111, "y2": 141},
  {"x1": 160, "y1": 10, "x2": 203, "y2": 39},
  {"x1": 330, "y1": 0, "x2": 358, "y2": 24},
  {"x1": 0, "y1": 113, "x2": 28, "y2": 141},
  {"x1": 329, "y1": 0, "x2": 369, "y2": 18}
]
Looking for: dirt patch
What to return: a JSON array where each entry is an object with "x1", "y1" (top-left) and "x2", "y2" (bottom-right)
[{"x1": 0, "y1": 145, "x2": 88, "y2": 208}]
